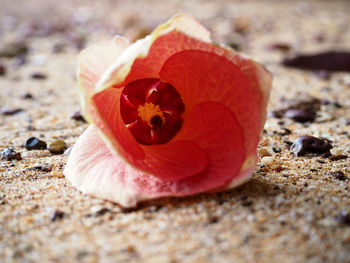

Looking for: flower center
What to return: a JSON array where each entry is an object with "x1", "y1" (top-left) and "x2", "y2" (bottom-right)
[
  {"x1": 137, "y1": 103, "x2": 165, "y2": 129},
  {"x1": 120, "y1": 78, "x2": 185, "y2": 145}
]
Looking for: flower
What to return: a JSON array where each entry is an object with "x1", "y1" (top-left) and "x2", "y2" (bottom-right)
[{"x1": 64, "y1": 14, "x2": 272, "y2": 207}]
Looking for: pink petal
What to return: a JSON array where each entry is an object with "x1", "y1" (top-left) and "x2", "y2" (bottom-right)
[
  {"x1": 78, "y1": 36, "x2": 129, "y2": 95},
  {"x1": 64, "y1": 101, "x2": 244, "y2": 207}
]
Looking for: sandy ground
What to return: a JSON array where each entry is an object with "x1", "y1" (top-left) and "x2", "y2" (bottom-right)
[{"x1": 0, "y1": 0, "x2": 349, "y2": 262}]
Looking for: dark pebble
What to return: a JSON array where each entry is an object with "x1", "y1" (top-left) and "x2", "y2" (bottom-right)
[
  {"x1": 284, "y1": 109, "x2": 316, "y2": 123},
  {"x1": 52, "y1": 43, "x2": 66, "y2": 53},
  {"x1": 330, "y1": 171, "x2": 347, "y2": 181},
  {"x1": 290, "y1": 136, "x2": 332, "y2": 157},
  {"x1": 1, "y1": 148, "x2": 22, "y2": 161},
  {"x1": 25, "y1": 137, "x2": 47, "y2": 150},
  {"x1": 71, "y1": 109, "x2": 86, "y2": 122},
  {"x1": 242, "y1": 200, "x2": 253, "y2": 207},
  {"x1": 26, "y1": 165, "x2": 52, "y2": 172},
  {"x1": 282, "y1": 51, "x2": 350, "y2": 72},
  {"x1": 0, "y1": 64, "x2": 6, "y2": 76},
  {"x1": 0, "y1": 42, "x2": 28, "y2": 58},
  {"x1": 268, "y1": 42, "x2": 291, "y2": 52},
  {"x1": 21, "y1": 92, "x2": 34, "y2": 99},
  {"x1": 329, "y1": 155, "x2": 348, "y2": 161},
  {"x1": 1, "y1": 107, "x2": 23, "y2": 116},
  {"x1": 86, "y1": 208, "x2": 111, "y2": 218},
  {"x1": 272, "y1": 147, "x2": 281, "y2": 153},
  {"x1": 270, "y1": 96, "x2": 320, "y2": 123},
  {"x1": 51, "y1": 209, "x2": 65, "y2": 221},
  {"x1": 208, "y1": 215, "x2": 220, "y2": 224},
  {"x1": 335, "y1": 211, "x2": 350, "y2": 225},
  {"x1": 30, "y1": 73, "x2": 47, "y2": 80}
]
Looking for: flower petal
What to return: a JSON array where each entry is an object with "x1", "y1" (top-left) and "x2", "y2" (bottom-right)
[
  {"x1": 64, "y1": 125, "x2": 143, "y2": 208},
  {"x1": 173, "y1": 101, "x2": 245, "y2": 189},
  {"x1": 77, "y1": 36, "x2": 129, "y2": 121},
  {"x1": 64, "y1": 101, "x2": 244, "y2": 207},
  {"x1": 160, "y1": 50, "x2": 262, "y2": 166}
]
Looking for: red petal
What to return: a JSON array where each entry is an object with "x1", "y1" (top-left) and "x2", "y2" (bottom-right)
[{"x1": 160, "y1": 50, "x2": 261, "y2": 167}]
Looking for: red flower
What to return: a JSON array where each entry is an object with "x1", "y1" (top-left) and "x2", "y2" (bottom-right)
[{"x1": 64, "y1": 14, "x2": 272, "y2": 207}]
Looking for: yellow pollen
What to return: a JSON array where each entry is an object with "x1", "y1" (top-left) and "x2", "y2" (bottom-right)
[{"x1": 137, "y1": 103, "x2": 165, "y2": 127}]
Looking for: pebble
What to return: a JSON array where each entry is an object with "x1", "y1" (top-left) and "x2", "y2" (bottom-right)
[
  {"x1": 30, "y1": 73, "x2": 47, "y2": 80},
  {"x1": 0, "y1": 41, "x2": 28, "y2": 58},
  {"x1": 1, "y1": 148, "x2": 22, "y2": 161},
  {"x1": 49, "y1": 140, "x2": 67, "y2": 154},
  {"x1": 26, "y1": 164, "x2": 52, "y2": 172},
  {"x1": 290, "y1": 136, "x2": 332, "y2": 157},
  {"x1": 268, "y1": 42, "x2": 291, "y2": 52},
  {"x1": 284, "y1": 109, "x2": 316, "y2": 123},
  {"x1": 25, "y1": 137, "x2": 47, "y2": 150},
  {"x1": 335, "y1": 211, "x2": 350, "y2": 225},
  {"x1": 1, "y1": 107, "x2": 23, "y2": 115},
  {"x1": 50, "y1": 209, "x2": 65, "y2": 221},
  {"x1": 0, "y1": 64, "x2": 6, "y2": 76},
  {"x1": 271, "y1": 96, "x2": 320, "y2": 123},
  {"x1": 329, "y1": 171, "x2": 347, "y2": 181},
  {"x1": 258, "y1": 147, "x2": 272, "y2": 157},
  {"x1": 70, "y1": 109, "x2": 86, "y2": 122},
  {"x1": 21, "y1": 92, "x2": 34, "y2": 100}
]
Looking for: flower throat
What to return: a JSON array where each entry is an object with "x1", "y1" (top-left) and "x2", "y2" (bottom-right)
[{"x1": 120, "y1": 78, "x2": 185, "y2": 145}]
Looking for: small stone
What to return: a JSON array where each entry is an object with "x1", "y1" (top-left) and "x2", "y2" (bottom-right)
[
  {"x1": 26, "y1": 164, "x2": 52, "y2": 172},
  {"x1": 49, "y1": 140, "x2": 67, "y2": 154},
  {"x1": 50, "y1": 209, "x2": 65, "y2": 221},
  {"x1": 258, "y1": 147, "x2": 272, "y2": 157},
  {"x1": 0, "y1": 41, "x2": 28, "y2": 58},
  {"x1": 1, "y1": 148, "x2": 21, "y2": 161},
  {"x1": 271, "y1": 95, "x2": 320, "y2": 123},
  {"x1": 284, "y1": 109, "x2": 316, "y2": 123},
  {"x1": 0, "y1": 64, "x2": 6, "y2": 76},
  {"x1": 30, "y1": 72, "x2": 47, "y2": 80},
  {"x1": 268, "y1": 43, "x2": 291, "y2": 52},
  {"x1": 335, "y1": 211, "x2": 350, "y2": 225},
  {"x1": 330, "y1": 171, "x2": 347, "y2": 181},
  {"x1": 21, "y1": 92, "x2": 33, "y2": 99},
  {"x1": 52, "y1": 43, "x2": 66, "y2": 53},
  {"x1": 290, "y1": 136, "x2": 332, "y2": 157},
  {"x1": 90, "y1": 206, "x2": 111, "y2": 216},
  {"x1": 1, "y1": 107, "x2": 23, "y2": 115},
  {"x1": 329, "y1": 155, "x2": 347, "y2": 161},
  {"x1": 71, "y1": 109, "x2": 86, "y2": 122},
  {"x1": 25, "y1": 137, "x2": 47, "y2": 150}
]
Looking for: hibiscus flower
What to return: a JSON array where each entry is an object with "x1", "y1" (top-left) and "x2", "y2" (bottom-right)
[{"x1": 64, "y1": 14, "x2": 272, "y2": 207}]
